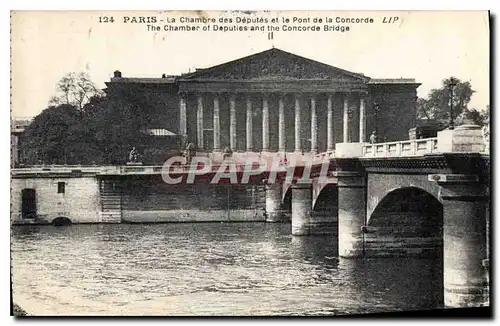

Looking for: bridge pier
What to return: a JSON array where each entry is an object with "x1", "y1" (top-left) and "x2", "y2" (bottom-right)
[
  {"x1": 291, "y1": 184, "x2": 312, "y2": 235},
  {"x1": 430, "y1": 174, "x2": 489, "y2": 308},
  {"x1": 335, "y1": 171, "x2": 366, "y2": 257},
  {"x1": 291, "y1": 182, "x2": 333, "y2": 235},
  {"x1": 265, "y1": 183, "x2": 283, "y2": 222}
]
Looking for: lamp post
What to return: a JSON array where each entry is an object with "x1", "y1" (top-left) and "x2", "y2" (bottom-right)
[{"x1": 448, "y1": 78, "x2": 458, "y2": 130}]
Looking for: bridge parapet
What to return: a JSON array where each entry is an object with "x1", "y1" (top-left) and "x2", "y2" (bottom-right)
[
  {"x1": 12, "y1": 165, "x2": 109, "y2": 177},
  {"x1": 360, "y1": 122, "x2": 487, "y2": 159},
  {"x1": 362, "y1": 138, "x2": 438, "y2": 158},
  {"x1": 209, "y1": 151, "x2": 333, "y2": 167},
  {"x1": 436, "y1": 123, "x2": 486, "y2": 153}
]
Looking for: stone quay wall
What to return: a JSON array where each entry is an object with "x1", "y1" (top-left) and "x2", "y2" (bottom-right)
[
  {"x1": 11, "y1": 175, "x2": 101, "y2": 224},
  {"x1": 11, "y1": 172, "x2": 267, "y2": 225}
]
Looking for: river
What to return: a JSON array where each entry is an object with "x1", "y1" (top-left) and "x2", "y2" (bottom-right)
[{"x1": 11, "y1": 222, "x2": 443, "y2": 316}]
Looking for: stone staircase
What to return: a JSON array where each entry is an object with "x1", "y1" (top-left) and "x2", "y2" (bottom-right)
[{"x1": 99, "y1": 180, "x2": 122, "y2": 223}]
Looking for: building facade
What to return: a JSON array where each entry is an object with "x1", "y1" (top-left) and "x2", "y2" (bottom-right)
[
  {"x1": 11, "y1": 118, "x2": 32, "y2": 167},
  {"x1": 105, "y1": 48, "x2": 420, "y2": 156}
]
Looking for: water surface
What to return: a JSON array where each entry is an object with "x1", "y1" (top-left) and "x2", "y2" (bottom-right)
[{"x1": 11, "y1": 223, "x2": 443, "y2": 316}]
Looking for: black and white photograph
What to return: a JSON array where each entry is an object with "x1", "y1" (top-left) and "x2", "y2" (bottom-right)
[{"x1": 9, "y1": 10, "x2": 491, "y2": 317}]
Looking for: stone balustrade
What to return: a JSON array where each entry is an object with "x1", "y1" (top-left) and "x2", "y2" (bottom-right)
[
  {"x1": 11, "y1": 165, "x2": 109, "y2": 176},
  {"x1": 362, "y1": 138, "x2": 438, "y2": 158}
]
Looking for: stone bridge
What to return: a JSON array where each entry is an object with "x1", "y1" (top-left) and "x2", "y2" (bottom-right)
[
  {"x1": 262, "y1": 123, "x2": 489, "y2": 309},
  {"x1": 11, "y1": 123, "x2": 490, "y2": 308}
]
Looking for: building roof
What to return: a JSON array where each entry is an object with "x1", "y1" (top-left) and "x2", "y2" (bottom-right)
[
  {"x1": 106, "y1": 48, "x2": 418, "y2": 87},
  {"x1": 368, "y1": 78, "x2": 420, "y2": 85},
  {"x1": 415, "y1": 119, "x2": 447, "y2": 128},
  {"x1": 143, "y1": 128, "x2": 177, "y2": 136},
  {"x1": 11, "y1": 118, "x2": 33, "y2": 133},
  {"x1": 109, "y1": 76, "x2": 178, "y2": 84},
  {"x1": 178, "y1": 48, "x2": 370, "y2": 82}
]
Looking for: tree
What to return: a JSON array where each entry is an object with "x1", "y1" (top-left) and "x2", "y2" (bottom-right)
[
  {"x1": 482, "y1": 105, "x2": 490, "y2": 127},
  {"x1": 19, "y1": 104, "x2": 100, "y2": 165},
  {"x1": 49, "y1": 72, "x2": 103, "y2": 110},
  {"x1": 457, "y1": 108, "x2": 488, "y2": 127},
  {"x1": 417, "y1": 77, "x2": 475, "y2": 125},
  {"x1": 20, "y1": 72, "x2": 175, "y2": 165}
]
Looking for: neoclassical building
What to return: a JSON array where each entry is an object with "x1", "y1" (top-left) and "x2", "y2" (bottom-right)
[{"x1": 105, "y1": 48, "x2": 420, "y2": 155}]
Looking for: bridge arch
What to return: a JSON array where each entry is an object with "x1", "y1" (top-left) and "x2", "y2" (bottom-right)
[
  {"x1": 366, "y1": 174, "x2": 441, "y2": 222},
  {"x1": 281, "y1": 183, "x2": 292, "y2": 202},
  {"x1": 368, "y1": 186, "x2": 442, "y2": 225},
  {"x1": 312, "y1": 184, "x2": 338, "y2": 212},
  {"x1": 367, "y1": 186, "x2": 443, "y2": 258},
  {"x1": 52, "y1": 216, "x2": 72, "y2": 226},
  {"x1": 282, "y1": 186, "x2": 292, "y2": 215}
]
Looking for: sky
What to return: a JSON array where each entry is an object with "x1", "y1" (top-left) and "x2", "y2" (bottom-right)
[{"x1": 10, "y1": 10, "x2": 490, "y2": 118}]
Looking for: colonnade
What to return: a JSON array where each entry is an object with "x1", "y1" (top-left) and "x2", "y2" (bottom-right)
[{"x1": 179, "y1": 92, "x2": 367, "y2": 152}]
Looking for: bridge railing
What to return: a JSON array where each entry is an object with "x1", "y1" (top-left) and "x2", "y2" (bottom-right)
[
  {"x1": 362, "y1": 137, "x2": 438, "y2": 158},
  {"x1": 11, "y1": 165, "x2": 110, "y2": 175}
]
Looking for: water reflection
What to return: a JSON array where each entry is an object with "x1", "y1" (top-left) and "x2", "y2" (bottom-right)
[{"x1": 11, "y1": 223, "x2": 442, "y2": 316}]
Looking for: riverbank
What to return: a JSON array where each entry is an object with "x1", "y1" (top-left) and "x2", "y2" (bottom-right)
[{"x1": 13, "y1": 303, "x2": 28, "y2": 316}]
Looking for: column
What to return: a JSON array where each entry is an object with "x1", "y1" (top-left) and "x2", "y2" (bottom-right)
[
  {"x1": 246, "y1": 96, "x2": 253, "y2": 151},
  {"x1": 429, "y1": 174, "x2": 488, "y2": 308},
  {"x1": 262, "y1": 95, "x2": 269, "y2": 152},
  {"x1": 310, "y1": 95, "x2": 317, "y2": 153},
  {"x1": 343, "y1": 94, "x2": 349, "y2": 143},
  {"x1": 327, "y1": 94, "x2": 334, "y2": 151},
  {"x1": 265, "y1": 183, "x2": 283, "y2": 222},
  {"x1": 336, "y1": 171, "x2": 366, "y2": 257},
  {"x1": 359, "y1": 96, "x2": 366, "y2": 143},
  {"x1": 229, "y1": 94, "x2": 236, "y2": 150},
  {"x1": 278, "y1": 95, "x2": 285, "y2": 153},
  {"x1": 179, "y1": 94, "x2": 187, "y2": 145},
  {"x1": 294, "y1": 94, "x2": 302, "y2": 152},
  {"x1": 342, "y1": 94, "x2": 349, "y2": 143},
  {"x1": 197, "y1": 94, "x2": 204, "y2": 149},
  {"x1": 213, "y1": 94, "x2": 220, "y2": 151},
  {"x1": 291, "y1": 184, "x2": 312, "y2": 235}
]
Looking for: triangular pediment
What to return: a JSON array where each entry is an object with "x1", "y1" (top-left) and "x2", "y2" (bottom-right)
[{"x1": 179, "y1": 48, "x2": 370, "y2": 82}]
